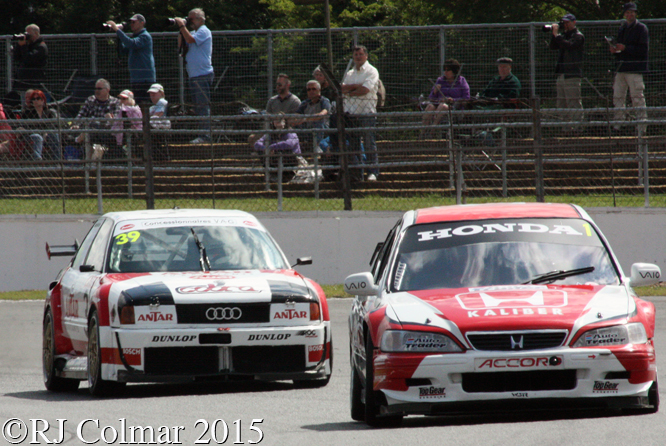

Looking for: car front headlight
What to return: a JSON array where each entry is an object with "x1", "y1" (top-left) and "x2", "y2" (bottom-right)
[
  {"x1": 572, "y1": 322, "x2": 647, "y2": 348},
  {"x1": 380, "y1": 330, "x2": 463, "y2": 353}
]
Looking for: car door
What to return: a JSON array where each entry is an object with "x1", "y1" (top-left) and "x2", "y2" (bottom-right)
[{"x1": 61, "y1": 218, "x2": 113, "y2": 353}]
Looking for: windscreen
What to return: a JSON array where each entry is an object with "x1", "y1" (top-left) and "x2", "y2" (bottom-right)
[
  {"x1": 392, "y1": 218, "x2": 620, "y2": 291},
  {"x1": 107, "y1": 222, "x2": 288, "y2": 273}
]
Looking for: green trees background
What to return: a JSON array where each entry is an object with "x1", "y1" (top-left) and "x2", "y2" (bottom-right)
[{"x1": 4, "y1": 0, "x2": 665, "y2": 35}]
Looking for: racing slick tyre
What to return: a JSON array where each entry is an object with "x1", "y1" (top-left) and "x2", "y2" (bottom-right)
[
  {"x1": 87, "y1": 311, "x2": 126, "y2": 397},
  {"x1": 350, "y1": 360, "x2": 365, "y2": 421},
  {"x1": 364, "y1": 334, "x2": 403, "y2": 427},
  {"x1": 43, "y1": 309, "x2": 80, "y2": 392}
]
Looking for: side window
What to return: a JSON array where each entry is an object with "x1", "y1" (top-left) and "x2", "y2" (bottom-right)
[
  {"x1": 372, "y1": 221, "x2": 401, "y2": 282},
  {"x1": 71, "y1": 219, "x2": 104, "y2": 269},
  {"x1": 84, "y1": 219, "x2": 115, "y2": 271}
]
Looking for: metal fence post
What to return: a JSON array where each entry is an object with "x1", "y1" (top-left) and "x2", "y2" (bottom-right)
[
  {"x1": 267, "y1": 32, "x2": 274, "y2": 99},
  {"x1": 96, "y1": 160, "x2": 103, "y2": 214},
  {"x1": 532, "y1": 97, "x2": 544, "y2": 202},
  {"x1": 5, "y1": 37, "x2": 12, "y2": 92},
  {"x1": 179, "y1": 51, "x2": 185, "y2": 106},
  {"x1": 277, "y1": 153, "x2": 283, "y2": 211},
  {"x1": 528, "y1": 24, "x2": 536, "y2": 100},
  {"x1": 90, "y1": 36, "x2": 97, "y2": 76},
  {"x1": 142, "y1": 105, "x2": 155, "y2": 209},
  {"x1": 439, "y1": 28, "x2": 446, "y2": 76}
]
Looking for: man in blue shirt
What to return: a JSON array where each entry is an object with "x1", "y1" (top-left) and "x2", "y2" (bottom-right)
[
  {"x1": 107, "y1": 14, "x2": 156, "y2": 104},
  {"x1": 176, "y1": 9, "x2": 214, "y2": 144}
]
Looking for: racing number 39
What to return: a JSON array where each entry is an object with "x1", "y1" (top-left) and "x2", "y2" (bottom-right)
[{"x1": 115, "y1": 232, "x2": 141, "y2": 245}]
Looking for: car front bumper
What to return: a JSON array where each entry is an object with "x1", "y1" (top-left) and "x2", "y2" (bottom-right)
[
  {"x1": 372, "y1": 344, "x2": 657, "y2": 414},
  {"x1": 99, "y1": 323, "x2": 331, "y2": 382}
]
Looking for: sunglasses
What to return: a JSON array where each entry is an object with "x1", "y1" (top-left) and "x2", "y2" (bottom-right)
[{"x1": 94, "y1": 87, "x2": 106, "y2": 91}]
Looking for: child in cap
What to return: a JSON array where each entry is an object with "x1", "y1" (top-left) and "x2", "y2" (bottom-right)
[{"x1": 113, "y1": 89, "x2": 143, "y2": 147}]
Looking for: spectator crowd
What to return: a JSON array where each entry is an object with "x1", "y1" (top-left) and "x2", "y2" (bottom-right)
[{"x1": 0, "y1": 3, "x2": 653, "y2": 183}]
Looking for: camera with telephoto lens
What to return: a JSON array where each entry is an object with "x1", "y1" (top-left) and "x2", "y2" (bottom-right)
[
  {"x1": 166, "y1": 17, "x2": 189, "y2": 27},
  {"x1": 12, "y1": 33, "x2": 27, "y2": 41},
  {"x1": 542, "y1": 21, "x2": 565, "y2": 33},
  {"x1": 102, "y1": 22, "x2": 127, "y2": 31}
]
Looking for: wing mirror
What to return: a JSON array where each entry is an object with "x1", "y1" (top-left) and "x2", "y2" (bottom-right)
[
  {"x1": 629, "y1": 263, "x2": 661, "y2": 287},
  {"x1": 291, "y1": 257, "x2": 313, "y2": 268},
  {"x1": 344, "y1": 272, "x2": 378, "y2": 296}
]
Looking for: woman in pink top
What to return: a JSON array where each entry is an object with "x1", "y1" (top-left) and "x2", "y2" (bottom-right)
[{"x1": 421, "y1": 59, "x2": 470, "y2": 137}]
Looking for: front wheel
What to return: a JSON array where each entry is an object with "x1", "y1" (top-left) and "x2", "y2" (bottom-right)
[
  {"x1": 364, "y1": 333, "x2": 403, "y2": 427},
  {"x1": 87, "y1": 311, "x2": 125, "y2": 397},
  {"x1": 350, "y1": 359, "x2": 365, "y2": 421},
  {"x1": 43, "y1": 309, "x2": 80, "y2": 392}
]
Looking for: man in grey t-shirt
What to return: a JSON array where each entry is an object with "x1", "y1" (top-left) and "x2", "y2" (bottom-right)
[{"x1": 266, "y1": 74, "x2": 301, "y2": 116}]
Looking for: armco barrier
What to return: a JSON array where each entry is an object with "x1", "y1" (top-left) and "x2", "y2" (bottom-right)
[{"x1": 1, "y1": 208, "x2": 665, "y2": 293}]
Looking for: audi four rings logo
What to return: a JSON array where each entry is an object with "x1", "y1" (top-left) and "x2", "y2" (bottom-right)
[{"x1": 205, "y1": 307, "x2": 242, "y2": 320}]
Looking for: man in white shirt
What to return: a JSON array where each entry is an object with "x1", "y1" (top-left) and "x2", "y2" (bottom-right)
[{"x1": 341, "y1": 45, "x2": 380, "y2": 181}]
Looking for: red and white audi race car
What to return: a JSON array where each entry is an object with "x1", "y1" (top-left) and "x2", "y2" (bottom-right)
[
  {"x1": 346, "y1": 202, "x2": 661, "y2": 426},
  {"x1": 43, "y1": 209, "x2": 331, "y2": 396}
]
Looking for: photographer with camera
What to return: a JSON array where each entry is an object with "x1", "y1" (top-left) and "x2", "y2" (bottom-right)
[
  {"x1": 106, "y1": 14, "x2": 156, "y2": 105},
  {"x1": 12, "y1": 24, "x2": 48, "y2": 94},
  {"x1": 610, "y1": 2, "x2": 649, "y2": 133},
  {"x1": 548, "y1": 13, "x2": 585, "y2": 133},
  {"x1": 175, "y1": 8, "x2": 214, "y2": 144}
]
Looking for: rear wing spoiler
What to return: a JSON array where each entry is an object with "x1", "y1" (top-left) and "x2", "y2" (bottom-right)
[{"x1": 45, "y1": 240, "x2": 79, "y2": 260}]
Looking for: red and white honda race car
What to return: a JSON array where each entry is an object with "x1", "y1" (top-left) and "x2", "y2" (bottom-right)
[
  {"x1": 43, "y1": 209, "x2": 331, "y2": 396},
  {"x1": 346, "y1": 203, "x2": 661, "y2": 426}
]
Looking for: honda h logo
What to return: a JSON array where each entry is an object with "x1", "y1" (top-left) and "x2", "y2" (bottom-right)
[{"x1": 510, "y1": 335, "x2": 524, "y2": 350}]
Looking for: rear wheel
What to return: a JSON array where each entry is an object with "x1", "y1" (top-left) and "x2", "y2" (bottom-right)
[
  {"x1": 364, "y1": 333, "x2": 403, "y2": 427},
  {"x1": 87, "y1": 311, "x2": 126, "y2": 397},
  {"x1": 43, "y1": 309, "x2": 80, "y2": 392}
]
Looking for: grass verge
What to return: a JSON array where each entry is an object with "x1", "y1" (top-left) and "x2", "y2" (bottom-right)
[
  {"x1": 0, "y1": 194, "x2": 659, "y2": 215},
  {"x1": 3, "y1": 284, "x2": 663, "y2": 301}
]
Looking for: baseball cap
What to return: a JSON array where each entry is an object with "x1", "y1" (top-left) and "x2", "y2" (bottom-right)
[
  {"x1": 623, "y1": 2, "x2": 637, "y2": 12},
  {"x1": 496, "y1": 57, "x2": 513, "y2": 65},
  {"x1": 147, "y1": 83, "x2": 164, "y2": 93},
  {"x1": 129, "y1": 14, "x2": 146, "y2": 23},
  {"x1": 562, "y1": 13, "x2": 576, "y2": 21},
  {"x1": 118, "y1": 90, "x2": 134, "y2": 99}
]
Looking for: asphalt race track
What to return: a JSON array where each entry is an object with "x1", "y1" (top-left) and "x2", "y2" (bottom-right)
[{"x1": 1, "y1": 297, "x2": 666, "y2": 446}]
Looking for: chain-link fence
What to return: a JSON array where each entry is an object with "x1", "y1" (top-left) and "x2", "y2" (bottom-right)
[{"x1": 1, "y1": 20, "x2": 665, "y2": 213}]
